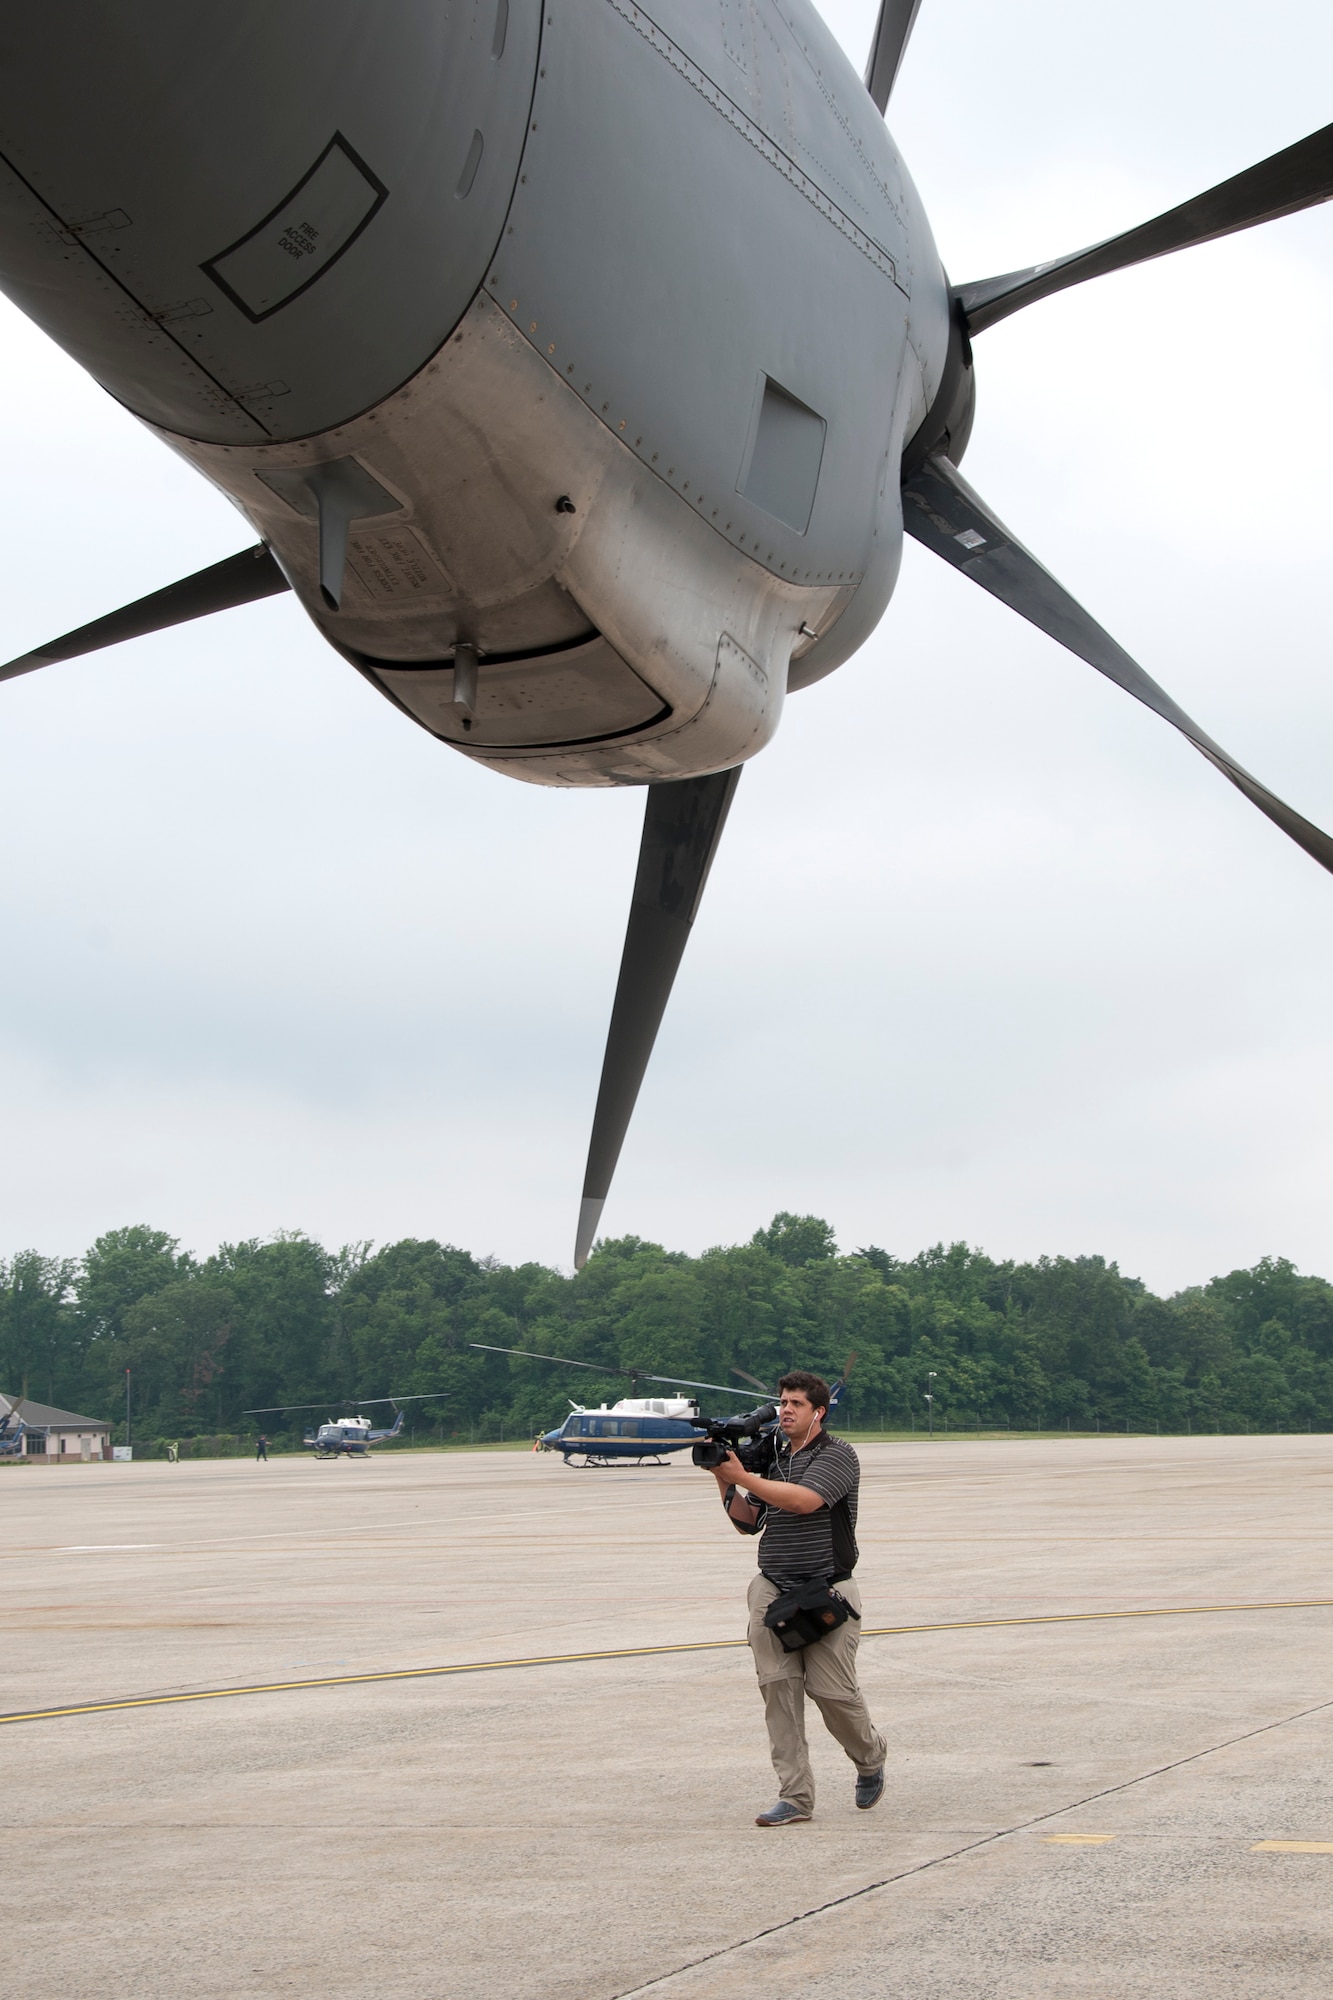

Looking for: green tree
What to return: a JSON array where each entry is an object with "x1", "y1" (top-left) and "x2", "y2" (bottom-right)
[
  {"x1": 0, "y1": 1251, "x2": 79, "y2": 1407},
  {"x1": 2, "y1": 1218, "x2": 1331, "y2": 1447},
  {"x1": 122, "y1": 1280, "x2": 235, "y2": 1434},
  {"x1": 751, "y1": 1213, "x2": 838, "y2": 1267},
  {"x1": 78, "y1": 1225, "x2": 192, "y2": 1418}
]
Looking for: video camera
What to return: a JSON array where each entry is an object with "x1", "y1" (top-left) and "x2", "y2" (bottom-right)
[{"x1": 690, "y1": 1401, "x2": 778, "y2": 1471}]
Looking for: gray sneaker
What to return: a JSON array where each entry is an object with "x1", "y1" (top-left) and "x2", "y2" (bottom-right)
[
  {"x1": 755, "y1": 1800, "x2": 812, "y2": 1827},
  {"x1": 855, "y1": 1768, "x2": 885, "y2": 1810}
]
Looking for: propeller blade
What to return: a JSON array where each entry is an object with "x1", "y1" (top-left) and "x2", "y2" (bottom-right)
[
  {"x1": 575, "y1": 767, "x2": 742, "y2": 1269},
  {"x1": 731, "y1": 1366, "x2": 775, "y2": 1395},
  {"x1": 0, "y1": 544, "x2": 289, "y2": 684},
  {"x1": 957, "y1": 121, "x2": 1333, "y2": 336},
  {"x1": 864, "y1": 0, "x2": 925, "y2": 114},
  {"x1": 902, "y1": 453, "x2": 1333, "y2": 876}
]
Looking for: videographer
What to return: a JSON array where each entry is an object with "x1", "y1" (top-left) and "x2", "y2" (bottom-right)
[{"x1": 707, "y1": 1371, "x2": 886, "y2": 1827}]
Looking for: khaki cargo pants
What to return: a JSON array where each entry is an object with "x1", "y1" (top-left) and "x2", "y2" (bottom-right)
[{"x1": 747, "y1": 1572, "x2": 887, "y2": 1815}]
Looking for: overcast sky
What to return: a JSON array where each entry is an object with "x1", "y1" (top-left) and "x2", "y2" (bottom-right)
[{"x1": 0, "y1": 0, "x2": 1329, "y2": 1291}]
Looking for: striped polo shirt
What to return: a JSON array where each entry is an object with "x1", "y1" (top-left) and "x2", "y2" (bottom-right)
[{"x1": 756, "y1": 1430, "x2": 860, "y2": 1585}]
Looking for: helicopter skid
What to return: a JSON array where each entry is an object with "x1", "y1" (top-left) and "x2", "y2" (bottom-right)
[{"x1": 562, "y1": 1452, "x2": 673, "y2": 1469}]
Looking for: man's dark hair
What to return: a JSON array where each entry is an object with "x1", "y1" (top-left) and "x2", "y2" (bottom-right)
[{"x1": 778, "y1": 1370, "x2": 831, "y2": 1418}]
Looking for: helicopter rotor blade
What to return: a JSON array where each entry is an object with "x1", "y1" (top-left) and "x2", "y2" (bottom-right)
[
  {"x1": 902, "y1": 453, "x2": 1333, "y2": 877},
  {"x1": 957, "y1": 121, "x2": 1333, "y2": 336},
  {"x1": 637, "y1": 1372, "x2": 773, "y2": 1400},
  {"x1": 863, "y1": 0, "x2": 924, "y2": 114},
  {"x1": 468, "y1": 1341, "x2": 625, "y2": 1376},
  {"x1": 468, "y1": 1344, "x2": 761, "y2": 1402},
  {"x1": 244, "y1": 1402, "x2": 342, "y2": 1415},
  {"x1": 243, "y1": 1391, "x2": 442, "y2": 1416},
  {"x1": 575, "y1": 767, "x2": 742, "y2": 1269},
  {"x1": 731, "y1": 1367, "x2": 775, "y2": 1395},
  {"x1": 0, "y1": 545, "x2": 290, "y2": 684}
]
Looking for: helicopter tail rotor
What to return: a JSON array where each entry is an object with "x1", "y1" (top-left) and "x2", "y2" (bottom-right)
[{"x1": 828, "y1": 1353, "x2": 858, "y2": 1409}]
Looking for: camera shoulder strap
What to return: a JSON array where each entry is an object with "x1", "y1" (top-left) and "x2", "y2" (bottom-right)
[{"x1": 799, "y1": 1429, "x2": 859, "y2": 1575}]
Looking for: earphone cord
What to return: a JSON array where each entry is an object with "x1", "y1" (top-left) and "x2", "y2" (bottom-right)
[{"x1": 776, "y1": 1414, "x2": 817, "y2": 1480}]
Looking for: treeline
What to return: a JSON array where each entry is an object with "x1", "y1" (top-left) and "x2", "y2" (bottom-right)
[{"x1": 3, "y1": 1214, "x2": 1333, "y2": 1444}]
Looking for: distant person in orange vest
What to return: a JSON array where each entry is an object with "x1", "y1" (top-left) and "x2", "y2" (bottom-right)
[{"x1": 255, "y1": 1434, "x2": 268, "y2": 1461}]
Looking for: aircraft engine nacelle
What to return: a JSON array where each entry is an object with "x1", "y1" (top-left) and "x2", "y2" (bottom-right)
[
  {"x1": 0, "y1": 3, "x2": 537, "y2": 448},
  {"x1": 0, "y1": 0, "x2": 950, "y2": 786}
]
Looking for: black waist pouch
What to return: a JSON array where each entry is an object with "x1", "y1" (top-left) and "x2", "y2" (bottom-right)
[{"x1": 762, "y1": 1577, "x2": 860, "y2": 1652}]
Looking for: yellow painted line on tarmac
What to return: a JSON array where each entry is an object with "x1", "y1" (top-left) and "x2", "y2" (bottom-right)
[
  {"x1": 0, "y1": 1639, "x2": 746, "y2": 1727},
  {"x1": 1044, "y1": 1833, "x2": 1116, "y2": 1845},
  {"x1": 1252, "y1": 1841, "x2": 1333, "y2": 1853},
  {"x1": 3, "y1": 1594, "x2": 1332, "y2": 1729},
  {"x1": 863, "y1": 1596, "x2": 1333, "y2": 1637}
]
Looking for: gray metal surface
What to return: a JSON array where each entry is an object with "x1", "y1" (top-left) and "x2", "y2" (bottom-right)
[
  {"x1": 739, "y1": 377, "x2": 828, "y2": 533},
  {"x1": 162, "y1": 292, "x2": 830, "y2": 786},
  {"x1": 0, "y1": 1, "x2": 541, "y2": 441},
  {"x1": 372, "y1": 636, "x2": 668, "y2": 751},
  {"x1": 0, "y1": 0, "x2": 952, "y2": 768},
  {"x1": 255, "y1": 458, "x2": 404, "y2": 608},
  {"x1": 489, "y1": 0, "x2": 940, "y2": 594}
]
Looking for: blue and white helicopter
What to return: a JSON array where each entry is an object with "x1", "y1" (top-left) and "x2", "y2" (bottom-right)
[
  {"x1": 472, "y1": 1343, "x2": 854, "y2": 1468},
  {"x1": 244, "y1": 1393, "x2": 440, "y2": 1458}
]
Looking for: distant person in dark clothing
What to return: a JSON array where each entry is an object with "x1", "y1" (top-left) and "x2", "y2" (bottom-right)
[{"x1": 255, "y1": 1434, "x2": 268, "y2": 1461}]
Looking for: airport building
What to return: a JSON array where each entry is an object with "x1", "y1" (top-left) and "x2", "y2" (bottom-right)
[{"x1": 0, "y1": 1394, "x2": 112, "y2": 1461}]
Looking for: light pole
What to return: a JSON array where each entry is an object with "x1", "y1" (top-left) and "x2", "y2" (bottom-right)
[{"x1": 925, "y1": 1372, "x2": 936, "y2": 1438}]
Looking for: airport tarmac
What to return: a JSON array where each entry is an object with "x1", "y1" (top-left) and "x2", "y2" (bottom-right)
[{"x1": 4, "y1": 1435, "x2": 1332, "y2": 1998}]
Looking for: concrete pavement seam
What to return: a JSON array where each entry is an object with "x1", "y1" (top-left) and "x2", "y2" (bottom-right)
[{"x1": 605, "y1": 1693, "x2": 1333, "y2": 1998}]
